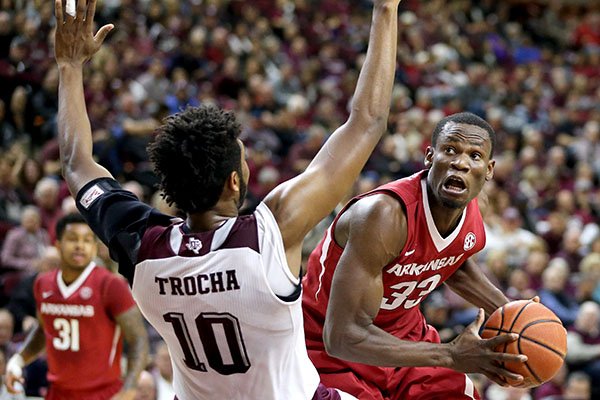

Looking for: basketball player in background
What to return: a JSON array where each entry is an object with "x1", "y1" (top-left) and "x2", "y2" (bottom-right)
[
  {"x1": 52, "y1": 0, "x2": 401, "y2": 398},
  {"x1": 303, "y1": 112, "x2": 534, "y2": 399},
  {"x1": 5, "y1": 213, "x2": 149, "y2": 399}
]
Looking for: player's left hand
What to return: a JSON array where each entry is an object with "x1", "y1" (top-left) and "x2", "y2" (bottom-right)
[
  {"x1": 110, "y1": 389, "x2": 136, "y2": 400},
  {"x1": 54, "y1": 0, "x2": 114, "y2": 66}
]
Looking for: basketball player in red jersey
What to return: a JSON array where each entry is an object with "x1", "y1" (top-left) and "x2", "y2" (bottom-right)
[
  {"x1": 303, "y1": 113, "x2": 530, "y2": 399},
  {"x1": 5, "y1": 213, "x2": 149, "y2": 399}
]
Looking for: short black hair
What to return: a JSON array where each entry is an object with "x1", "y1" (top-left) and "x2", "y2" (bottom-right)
[
  {"x1": 148, "y1": 105, "x2": 242, "y2": 213},
  {"x1": 56, "y1": 213, "x2": 88, "y2": 240},
  {"x1": 431, "y1": 112, "x2": 496, "y2": 156}
]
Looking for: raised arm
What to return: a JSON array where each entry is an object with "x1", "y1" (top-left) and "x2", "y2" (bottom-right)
[
  {"x1": 264, "y1": 0, "x2": 401, "y2": 255},
  {"x1": 54, "y1": 0, "x2": 115, "y2": 195},
  {"x1": 114, "y1": 306, "x2": 149, "y2": 400},
  {"x1": 324, "y1": 195, "x2": 527, "y2": 386}
]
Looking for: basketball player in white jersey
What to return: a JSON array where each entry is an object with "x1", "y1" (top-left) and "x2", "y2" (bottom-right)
[{"x1": 53, "y1": 0, "x2": 402, "y2": 398}]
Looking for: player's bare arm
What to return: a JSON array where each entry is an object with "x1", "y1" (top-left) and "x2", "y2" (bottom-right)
[
  {"x1": 113, "y1": 306, "x2": 149, "y2": 400},
  {"x1": 54, "y1": 0, "x2": 115, "y2": 195},
  {"x1": 324, "y1": 195, "x2": 527, "y2": 386},
  {"x1": 445, "y1": 258, "x2": 509, "y2": 316},
  {"x1": 5, "y1": 317, "x2": 46, "y2": 393},
  {"x1": 264, "y1": 0, "x2": 401, "y2": 273}
]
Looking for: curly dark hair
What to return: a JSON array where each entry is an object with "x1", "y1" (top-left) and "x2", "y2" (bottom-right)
[
  {"x1": 148, "y1": 105, "x2": 242, "y2": 213},
  {"x1": 431, "y1": 112, "x2": 496, "y2": 157}
]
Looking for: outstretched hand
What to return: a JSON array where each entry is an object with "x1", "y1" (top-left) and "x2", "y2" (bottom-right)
[
  {"x1": 449, "y1": 309, "x2": 527, "y2": 387},
  {"x1": 54, "y1": 0, "x2": 114, "y2": 66}
]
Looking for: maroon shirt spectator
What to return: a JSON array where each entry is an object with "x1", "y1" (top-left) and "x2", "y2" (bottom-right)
[
  {"x1": 33, "y1": 178, "x2": 62, "y2": 243},
  {"x1": 1, "y1": 206, "x2": 49, "y2": 272}
]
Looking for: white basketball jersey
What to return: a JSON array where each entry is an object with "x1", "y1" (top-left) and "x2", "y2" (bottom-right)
[{"x1": 131, "y1": 203, "x2": 320, "y2": 399}]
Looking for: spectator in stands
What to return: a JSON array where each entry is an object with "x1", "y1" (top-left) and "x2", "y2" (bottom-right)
[
  {"x1": 485, "y1": 207, "x2": 540, "y2": 268},
  {"x1": 523, "y1": 249, "x2": 549, "y2": 292},
  {"x1": 576, "y1": 253, "x2": 600, "y2": 303},
  {"x1": 539, "y1": 258, "x2": 579, "y2": 327},
  {"x1": 1, "y1": 206, "x2": 49, "y2": 274},
  {"x1": 0, "y1": 156, "x2": 25, "y2": 227},
  {"x1": 15, "y1": 158, "x2": 43, "y2": 206},
  {"x1": 6, "y1": 246, "x2": 60, "y2": 334},
  {"x1": 151, "y1": 341, "x2": 174, "y2": 400},
  {"x1": 565, "y1": 302, "x2": 600, "y2": 398},
  {"x1": 32, "y1": 178, "x2": 61, "y2": 242},
  {"x1": 0, "y1": 347, "x2": 25, "y2": 400},
  {"x1": 533, "y1": 364, "x2": 567, "y2": 400},
  {"x1": 554, "y1": 228, "x2": 584, "y2": 273},
  {"x1": 134, "y1": 371, "x2": 157, "y2": 400},
  {"x1": 0, "y1": 309, "x2": 17, "y2": 360},
  {"x1": 563, "y1": 371, "x2": 591, "y2": 400}
]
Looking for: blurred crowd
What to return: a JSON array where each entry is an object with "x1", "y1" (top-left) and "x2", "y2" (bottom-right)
[{"x1": 0, "y1": 0, "x2": 599, "y2": 398}]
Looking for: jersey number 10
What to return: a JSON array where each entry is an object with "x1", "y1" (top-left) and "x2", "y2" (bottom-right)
[{"x1": 163, "y1": 312, "x2": 251, "y2": 375}]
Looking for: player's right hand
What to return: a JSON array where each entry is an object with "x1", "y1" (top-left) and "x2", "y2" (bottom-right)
[
  {"x1": 5, "y1": 354, "x2": 25, "y2": 394},
  {"x1": 54, "y1": 0, "x2": 114, "y2": 66},
  {"x1": 448, "y1": 309, "x2": 527, "y2": 387}
]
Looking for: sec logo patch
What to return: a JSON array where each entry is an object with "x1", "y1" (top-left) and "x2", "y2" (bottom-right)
[{"x1": 464, "y1": 232, "x2": 476, "y2": 251}]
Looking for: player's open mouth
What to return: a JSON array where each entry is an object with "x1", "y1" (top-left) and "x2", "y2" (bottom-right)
[{"x1": 443, "y1": 176, "x2": 467, "y2": 194}]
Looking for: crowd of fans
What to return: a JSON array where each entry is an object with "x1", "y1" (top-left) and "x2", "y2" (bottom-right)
[{"x1": 0, "y1": 0, "x2": 599, "y2": 398}]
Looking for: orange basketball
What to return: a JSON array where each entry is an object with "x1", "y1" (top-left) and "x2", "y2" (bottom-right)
[{"x1": 481, "y1": 300, "x2": 567, "y2": 388}]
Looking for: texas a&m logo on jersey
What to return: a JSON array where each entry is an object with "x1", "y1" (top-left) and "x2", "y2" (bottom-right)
[
  {"x1": 463, "y1": 232, "x2": 476, "y2": 251},
  {"x1": 186, "y1": 237, "x2": 203, "y2": 254}
]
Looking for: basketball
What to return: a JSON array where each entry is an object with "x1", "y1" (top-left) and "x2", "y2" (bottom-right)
[{"x1": 481, "y1": 300, "x2": 567, "y2": 389}]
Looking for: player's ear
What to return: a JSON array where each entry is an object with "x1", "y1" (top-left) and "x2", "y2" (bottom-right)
[
  {"x1": 424, "y1": 146, "x2": 434, "y2": 168},
  {"x1": 485, "y1": 159, "x2": 495, "y2": 181},
  {"x1": 227, "y1": 170, "x2": 241, "y2": 192}
]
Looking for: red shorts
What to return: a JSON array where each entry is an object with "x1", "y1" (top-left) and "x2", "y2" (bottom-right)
[
  {"x1": 46, "y1": 380, "x2": 122, "y2": 400},
  {"x1": 308, "y1": 326, "x2": 480, "y2": 400}
]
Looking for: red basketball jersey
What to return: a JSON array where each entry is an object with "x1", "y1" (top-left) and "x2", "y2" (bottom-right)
[
  {"x1": 303, "y1": 170, "x2": 486, "y2": 353},
  {"x1": 34, "y1": 263, "x2": 136, "y2": 391}
]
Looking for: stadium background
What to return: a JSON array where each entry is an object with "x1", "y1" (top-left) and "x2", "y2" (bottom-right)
[{"x1": 0, "y1": 0, "x2": 599, "y2": 398}]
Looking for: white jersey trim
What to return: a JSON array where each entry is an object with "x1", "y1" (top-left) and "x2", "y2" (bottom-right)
[
  {"x1": 57, "y1": 262, "x2": 96, "y2": 299},
  {"x1": 464, "y1": 374, "x2": 475, "y2": 399},
  {"x1": 169, "y1": 223, "x2": 183, "y2": 254},
  {"x1": 108, "y1": 325, "x2": 121, "y2": 367},
  {"x1": 421, "y1": 179, "x2": 466, "y2": 252},
  {"x1": 255, "y1": 202, "x2": 300, "y2": 298},
  {"x1": 315, "y1": 225, "x2": 333, "y2": 301},
  {"x1": 211, "y1": 217, "x2": 237, "y2": 250}
]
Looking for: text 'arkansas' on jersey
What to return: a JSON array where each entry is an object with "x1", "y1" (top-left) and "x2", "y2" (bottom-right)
[{"x1": 386, "y1": 254, "x2": 465, "y2": 277}]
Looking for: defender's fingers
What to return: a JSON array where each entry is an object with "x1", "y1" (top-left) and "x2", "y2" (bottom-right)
[
  {"x1": 531, "y1": 296, "x2": 540, "y2": 303},
  {"x1": 86, "y1": 0, "x2": 97, "y2": 22},
  {"x1": 77, "y1": 0, "x2": 87, "y2": 17},
  {"x1": 94, "y1": 24, "x2": 114, "y2": 45},
  {"x1": 55, "y1": 0, "x2": 64, "y2": 22}
]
